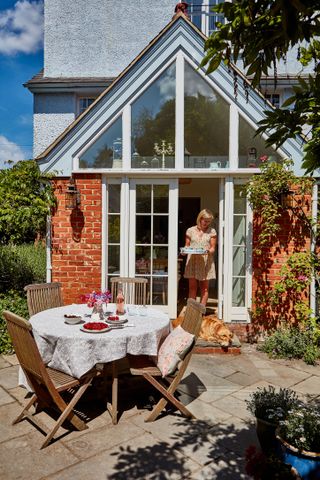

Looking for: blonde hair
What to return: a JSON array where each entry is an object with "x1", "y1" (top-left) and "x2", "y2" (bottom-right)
[{"x1": 196, "y1": 209, "x2": 213, "y2": 226}]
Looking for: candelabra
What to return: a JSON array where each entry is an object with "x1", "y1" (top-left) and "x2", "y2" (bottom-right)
[{"x1": 154, "y1": 140, "x2": 174, "y2": 169}]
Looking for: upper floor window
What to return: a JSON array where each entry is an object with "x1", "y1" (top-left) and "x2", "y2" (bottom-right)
[
  {"x1": 78, "y1": 97, "x2": 96, "y2": 115},
  {"x1": 265, "y1": 93, "x2": 280, "y2": 108},
  {"x1": 189, "y1": 1, "x2": 224, "y2": 36},
  {"x1": 131, "y1": 63, "x2": 176, "y2": 169}
]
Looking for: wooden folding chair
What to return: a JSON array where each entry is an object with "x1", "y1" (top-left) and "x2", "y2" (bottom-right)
[
  {"x1": 129, "y1": 298, "x2": 205, "y2": 422},
  {"x1": 24, "y1": 282, "x2": 63, "y2": 317},
  {"x1": 110, "y1": 277, "x2": 148, "y2": 305},
  {"x1": 3, "y1": 310, "x2": 99, "y2": 448}
]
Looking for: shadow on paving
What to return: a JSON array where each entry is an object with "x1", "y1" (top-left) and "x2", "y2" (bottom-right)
[{"x1": 107, "y1": 418, "x2": 255, "y2": 479}]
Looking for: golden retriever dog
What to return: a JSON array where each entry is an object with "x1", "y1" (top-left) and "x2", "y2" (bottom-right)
[{"x1": 172, "y1": 314, "x2": 234, "y2": 347}]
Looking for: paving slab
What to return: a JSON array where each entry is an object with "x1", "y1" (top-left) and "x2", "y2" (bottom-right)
[
  {"x1": 0, "y1": 365, "x2": 19, "y2": 390},
  {"x1": 211, "y1": 395, "x2": 252, "y2": 422},
  {"x1": 47, "y1": 432, "x2": 200, "y2": 480},
  {"x1": 2, "y1": 354, "x2": 19, "y2": 366},
  {"x1": 0, "y1": 356, "x2": 10, "y2": 369},
  {"x1": 218, "y1": 418, "x2": 259, "y2": 457},
  {"x1": 0, "y1": 400, "x2": 36, "y2": 444},
  {"x1": 0, "y1": 431, "x2": 79, "y2": 480},
  {"x1": 0, "y1": 385, "x2": 15, "y2": 407},
  {"x1": 291, "y1": 375, "x2": 320, "y2": 396},
  {"x1": 225, "y1": 371, "x2": 261, "y2": 387},
  {"x1": 190, "y1": 383, "x2": 241, "y2": 403},
  {"x1": 186, "y1": 398, "x2": 232, "y2": 423},
  {"x1": 179, "y1": 371, "x2": 240, "y2": 399},
  {"x1": 190, "y1": 456, "x2": 251, "y2": 479},
  {"x1": 258, "y1": 363, "x2": 311, "y2": 388},
  {"x1": 65, "y1": 420, "x2": 144, "y2": 459}
]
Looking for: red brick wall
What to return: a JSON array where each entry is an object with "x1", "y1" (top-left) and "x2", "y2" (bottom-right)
[
  {"x1": 51, "y1": 175, "x2": 102, "y2": 305},
  {"x1": 250, "y1": 191, "x2": 312, "y2": 336}
]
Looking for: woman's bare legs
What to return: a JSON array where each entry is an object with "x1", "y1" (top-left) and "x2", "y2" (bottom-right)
[
  {"x1": 200, "y1": 280, "x2": 209, "y2": 306},
  {"x1": 188, "y1": 278, "x2": 198, "y2": 300}
]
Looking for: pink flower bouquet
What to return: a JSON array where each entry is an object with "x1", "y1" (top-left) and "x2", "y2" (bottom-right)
[{"x1": 81, "y1": 291, "x2": 112, "y2": 308}]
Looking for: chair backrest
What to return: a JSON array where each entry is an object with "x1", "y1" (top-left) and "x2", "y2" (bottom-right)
[
  {"x1": 110, "y1": 277, "x2": 148, "y2": 305},
  {"x1": 181, "y1": 298, "x2": 206, "y2": 339},
  {"x1": 24, "y1": 282, "x2": 63, "y2": 317},
  {"x1": 3, "y1": 310, "x2": 50, "y2": 387}
]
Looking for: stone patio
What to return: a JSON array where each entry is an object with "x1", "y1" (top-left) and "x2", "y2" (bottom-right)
[{"x1": 0, "y1": 346, "x2": 319, "y2": 479}]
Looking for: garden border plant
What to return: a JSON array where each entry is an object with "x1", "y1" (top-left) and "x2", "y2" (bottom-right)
[{"x1": 244, "y1": 160, "x2": 320, "y2": 364}]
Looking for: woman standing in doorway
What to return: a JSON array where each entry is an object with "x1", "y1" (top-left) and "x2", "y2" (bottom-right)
[{"x1": 183, "y1": 209, "x2": 217, "y2": 306}]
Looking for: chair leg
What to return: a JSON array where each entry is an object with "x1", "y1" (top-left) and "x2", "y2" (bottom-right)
[
  {"x1": 41, "y1": 382, "x2": 91, "y2": 449},
  {"x1": 143, "y1": 373, "x2": 195, "y2": 422},
  {"x1": 12, "y1": 394, "x2": 37, "y2": 425}
]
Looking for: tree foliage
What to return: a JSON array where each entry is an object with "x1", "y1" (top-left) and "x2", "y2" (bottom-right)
[
  {"x1": 0, "y1": 160, "x2": 56, "y2": 244},
  {"x1": 201, "y1": 0, "x2": 320, "y2": 173}
]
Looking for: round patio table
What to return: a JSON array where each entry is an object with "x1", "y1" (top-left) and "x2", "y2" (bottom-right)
[{"x1": 26, "y1": 303, "x2": 170, "y2": 424}]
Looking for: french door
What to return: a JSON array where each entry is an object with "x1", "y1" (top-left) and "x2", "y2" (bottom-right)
[
  {"x1": 128, "y1": 179, "x2": 178, "y2": 316},
  {"x1": 105, "y1": 178, "x2": 178, "y2": 316},
  {"x1": 222, "y1": 177, "x2": 253, "y2": 322}
]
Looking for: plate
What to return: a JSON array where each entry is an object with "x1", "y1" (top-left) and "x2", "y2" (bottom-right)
[
  {"x1": 105, "y1": 314, "x2": 128, "y2": 324},
  {"x1": 80, "y1": 322, "x2": 111, "y2": 333},
  {"x1": 180, "y1": 247, "x2": 207, "y2": 255}
]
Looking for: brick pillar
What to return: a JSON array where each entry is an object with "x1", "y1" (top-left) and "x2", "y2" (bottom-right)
[
  {"x1": 251, "y1": 191, "x2": 312, "y2": 333},
  {"x1": 51, "y1": 174, "x2": 102, "y2": 304}
]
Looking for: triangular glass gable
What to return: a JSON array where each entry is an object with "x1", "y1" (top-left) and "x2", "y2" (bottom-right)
[
  {"x1": 239, "y1": 115, "x2": 282, "y2": 168},
  {"x1": 184, "y1": 61, "x2": 229, "y2": 169},
  {"x1": 79, "y1": 116, "x2": 122, "y2": 169},
  {"x1": 131, "y1": 63, "x2": 176, "y2": 169}
]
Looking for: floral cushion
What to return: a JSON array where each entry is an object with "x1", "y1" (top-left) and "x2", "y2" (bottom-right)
[{"x1": 157, "y1": 326, "x2": 195, "y2": 377}]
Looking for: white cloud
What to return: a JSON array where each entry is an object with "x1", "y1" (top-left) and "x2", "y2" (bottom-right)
[
  {"x1": 0, "y1": 135, "x2": 25, "y2": 168},
  {"x1": 0, "y1": 1, "x2": 43, "y2": 55}
]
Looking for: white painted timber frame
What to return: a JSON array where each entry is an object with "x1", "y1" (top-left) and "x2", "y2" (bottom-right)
[{"x1": 128, "y1": 178, "x2": 178, "y2": 316}]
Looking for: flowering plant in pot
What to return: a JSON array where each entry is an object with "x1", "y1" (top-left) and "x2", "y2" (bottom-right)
[
  {"x1": 246, "y1": 385, "x2": 300, "y2": 455},
  {"x1": 277, "y1": 403, "x2": 320, "y2": 479}
]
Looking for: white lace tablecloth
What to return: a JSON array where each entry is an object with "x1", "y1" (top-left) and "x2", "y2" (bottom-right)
[{"x1": 22, "y1": 303, "x2": 170, "y2": 380}]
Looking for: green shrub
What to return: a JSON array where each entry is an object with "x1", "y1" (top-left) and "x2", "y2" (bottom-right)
[
  {"x1": 0, "y1": 243, "x2": 46, "y2": 293},
  {"x1": 0, "y1": 290, "x2": 28, "y2": 354},
  {"x1": 258, "y1": 326, "x2": 320, "y2": 365},
  {"x1": 0, "y1": 243, "x2": 46, "y2": 354}
]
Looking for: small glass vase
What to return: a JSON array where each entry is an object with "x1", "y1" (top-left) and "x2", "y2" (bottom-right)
[{"x1": 91, "y1": 303, "x2": 104, "y2": 321}]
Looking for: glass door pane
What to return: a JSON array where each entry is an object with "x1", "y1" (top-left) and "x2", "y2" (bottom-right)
[
  {"x1": 232, "y1": 185, "x2": 247, "y2": 307},
  {"x1": 135, "y1": 184, "x2": 169, "y2": 306},
  {"x1": 107, "y1": 184, "x2": 121, "y2": 282}
]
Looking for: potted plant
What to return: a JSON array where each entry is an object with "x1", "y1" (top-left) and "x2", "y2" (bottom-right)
[
  {"x1": 246, "y1": 385, "x2": 300, "y2": 454},
  {"x1": 245, "y1": 445, "x2": 301, "y2": 479},
  {"x1": 277, "y1": 403, "x2": 320, "y2": 479}
]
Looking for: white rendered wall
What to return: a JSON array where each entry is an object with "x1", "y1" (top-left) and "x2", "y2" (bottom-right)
[
  {"x1": 44, "y1": 0, "x2": 178, "y2": 78},
  {"x1": 34, "y1": 93, "x2": 76, "y2": 157}
]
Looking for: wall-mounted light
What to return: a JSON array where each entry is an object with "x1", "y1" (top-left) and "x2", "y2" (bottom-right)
[
  {"x1": 280, "y1": 190, "x2": 296, "y2": 209},
  {"x1": 65, "y1": 177, "x2": 81, "y2": 209}
]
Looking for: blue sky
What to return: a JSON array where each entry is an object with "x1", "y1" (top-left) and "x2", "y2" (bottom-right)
[{"x1": 0, "y1": 0, "x2": 43, "y2": 168}]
